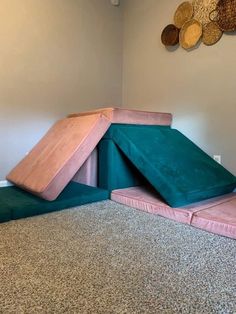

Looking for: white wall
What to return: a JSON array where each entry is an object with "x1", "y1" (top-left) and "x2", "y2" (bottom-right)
[
  {"x1": 0, "y1": 0, "x2": 123, "y2": 180},
  {"x1": 122, "y1": 0, "x2": 236, "y2": 174}
]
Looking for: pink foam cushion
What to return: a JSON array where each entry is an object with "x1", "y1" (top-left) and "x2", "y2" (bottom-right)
[
  {"x1": 111, "y1": 186, "x2": 236, "y2": 239},
  {"x1": 68, "y1": 107, "x2": 172, "y2": 126},
  {"x1": 72, "y1": 148, "x2": 98, "y2": 187},
  {"x1": 191, "y1": 199, "x2": 236, "y2": 239},
  {"x1": 7, "y1": 114, "x2": 111, "y2": 200},
  {"x1": 111, "y1": 186, "x2": 202, "y2": 224}
]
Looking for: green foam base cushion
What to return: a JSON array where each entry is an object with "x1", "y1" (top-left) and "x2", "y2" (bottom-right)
[
  {"x1": 0, "y1": 182, "x2": 109, "y2": 223},
  {"x1": 98, "y1": 139, "x2": 143, "y2": 190},
  {"x1": 109, "y1": 125, "x2": 236, "y2": 207}
]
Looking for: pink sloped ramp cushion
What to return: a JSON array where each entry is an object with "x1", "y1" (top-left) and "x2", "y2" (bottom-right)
[
  {"x1": 111, "y1": 186, "x2": 236, "y2": 239},
  {"x1": 7, "y1": 114, "x2": 111, "y2": 200},
  {"x1": 68, "y1": 107, "x2": 172, "y2": 126}
]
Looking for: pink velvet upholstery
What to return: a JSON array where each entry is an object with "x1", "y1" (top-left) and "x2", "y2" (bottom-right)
[
  {"x1": 191, "y1": 199, "x2": 236, "y2": 239},
  {"x1": 111, "y1": 186, "x2": 196, "y2": 224},
  {"x1": 72, "y1": 148, "x2": 98, "y2": 187},
  {"x1": 7, "y1": 114, "x2": 111, "y2": 200},
  {"x1": 111, "y1": 186, "x2": 236, "y2": 239},
  {"x1": 68, "y1": 107, "x2": 172, "y2": 126}
]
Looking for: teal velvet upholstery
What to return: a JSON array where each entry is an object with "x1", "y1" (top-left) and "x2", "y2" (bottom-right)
[
  {"x1": 0, "y1": 182, "x2": 109, "y2": 223},
  {"x1": 98, "y1": 139, "x2": 143, "y2": 190},
  {"x1": 0, "y1": 201, "x2": 11, "y2": 222},
  {"x1": 108, "y1": 125, "x2": 236, "y2": 207}
]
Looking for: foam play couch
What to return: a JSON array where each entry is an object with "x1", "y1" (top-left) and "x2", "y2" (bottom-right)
[{"x1": 2, "y1": 107, "x2": 236, "y2": 239}]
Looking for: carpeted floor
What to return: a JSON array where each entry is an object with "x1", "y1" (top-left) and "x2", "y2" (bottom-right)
[{"x1": 0, "y1": 200, "x2": 235, "y2": 314}]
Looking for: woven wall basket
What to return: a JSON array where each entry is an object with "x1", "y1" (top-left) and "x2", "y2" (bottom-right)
[
  {"x1": 210, "y1": 0, "x2": 236, "y2": 31},
  {"x1": 174, "y1": 1, "x2": 194, "y2": 28},
  {"x1": 192, "y1": 0, "x2": 219, "y2": 25},
  {"x1": 202, "y1": 21, "x2": 223, "y2": 45},
  {"x1": 179, "y1": 19, "x2": 203, "y2": 49},
  {"x1": 161, "y1": 24, "x2": 180, "y2": 46}
]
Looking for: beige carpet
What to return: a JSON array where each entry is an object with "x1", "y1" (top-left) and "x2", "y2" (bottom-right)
[{"x1": 0, "y1": 200, "x2": 235, "y2": 313}]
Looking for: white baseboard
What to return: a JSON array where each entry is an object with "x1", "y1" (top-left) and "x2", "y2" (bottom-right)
[{"x1": 0, "y1": 180, "x2": 13, "y2": 187}]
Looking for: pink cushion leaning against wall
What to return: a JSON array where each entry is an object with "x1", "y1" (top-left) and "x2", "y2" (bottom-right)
[
  {"x1": 68, "y1": 107, "x2": 172, "y2": 126},
  {"x1": 7, "y1": 114, "x2": 111, "y2": 201}
]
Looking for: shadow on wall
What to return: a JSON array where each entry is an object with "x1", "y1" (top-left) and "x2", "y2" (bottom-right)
[
  {"x1": 171, "y1": 110, "x2": 234, "y2": 174},
  {"x1": 172, "y1": 112, "x2": 209, "y2": 148},
  {"x1": 165, "y1": 40, "x2": 202, "y2": 52}
]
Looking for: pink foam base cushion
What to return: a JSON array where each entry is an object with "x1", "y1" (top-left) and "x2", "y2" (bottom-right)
[
  {"x1": 191, "y1": 199, "x2": 236, "y2": 239},
  {"x1": 72, "y1": 148, "x2": 98, "y2": 187},
  {"x1": 111, "y1": 186, "x2": 236, "y2": 239},
  {"x1": 7, "y1": 114, "x2": 111, "y2": 200},
  {"x1": 68, "y1": 107, "x2": 172, "y2": 126}
]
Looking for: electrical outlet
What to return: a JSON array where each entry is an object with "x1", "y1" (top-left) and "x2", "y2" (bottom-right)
[{"x1": 213, "y1": 155, "x2": 221, "y2": 164}]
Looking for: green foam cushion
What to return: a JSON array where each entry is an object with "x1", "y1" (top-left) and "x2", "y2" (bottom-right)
[
  {"x1": 98, "y1": 139, "x2": 143, "y2": 190},
  {"x1": 110, "y1": 125, "x2": 236, "y2": 207},
  {"x1": 0, "y1": 199, "x2": 12, "y2": 222},
  {"x1": 0, "y1": 182, "x2": 109, "y2": 222}
]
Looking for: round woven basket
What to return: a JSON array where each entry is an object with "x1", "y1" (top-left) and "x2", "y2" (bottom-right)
[
  {"x1": 202, "y1": 21, "x2": 223, "y2": 45},
  {"x1": 179, "y1": 19, "x2": 203, "y2": 49},
  {"x1": 161, "y1": 24, "x2": 180, "y2": 46},
  {"x1": 174, "y1": 1, "x2": 194, "y2": 28},
  {"x1": 192, "y1": 0, "x2": 219, "y2": 25},
  {"x1": 210, "y1": 0, "x2": 236, "y2": 31}
]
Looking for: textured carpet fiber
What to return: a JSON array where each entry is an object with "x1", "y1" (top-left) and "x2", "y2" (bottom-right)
[{"x1": 0, "y1": 200, "x2": 235, "y2": 313}]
